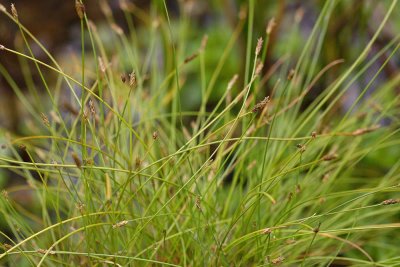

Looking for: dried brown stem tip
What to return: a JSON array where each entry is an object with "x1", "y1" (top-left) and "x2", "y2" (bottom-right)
[
  {"x1": 75, "y1": 1, "x2": 85, "y2": 20},
  {"x1": 252, "y1": 96, "x2": 270, "y2": 113},
  {"x1": 11, "y1": 4, "x2": 17, "y2": 19},
  {"x1": 227, "y1": 74, "x2": 239, "y2": 91},
  {"x1": 0, "y1": 4, "x2": 6, "y2": 12},
  {"x1": 350, "y1": 125, "x2": 380, "y2": 136},
  {"x1": 200, "y1": 35, "x2": 208, "y2": 51},
  {"x1": 0, "y1": 45, "x2": 5, "y2": 50},
  {"x1": 266, "y1": 17, "x2": 276, "y2": 35},
  {"x1": 381, "y1": 199, "x2": 399, "y2": 205}
]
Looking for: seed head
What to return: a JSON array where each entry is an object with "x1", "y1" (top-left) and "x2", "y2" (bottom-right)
[
  {"x1": 113, "y1": 220, "x2": 128, "y2": 229},
  {"x1": 129, "y1": 71, "x2": 136, "y2": 87},
  {"x1": 252, "y1": 96, "x2": 270, "y2": 113},
  {"x1": 75, "y1": 0, "x2": 85, "y2": 20},
  {"x1": 271, "y1": 256, "x2": 285, "y2": 265},
  {"x1": 381, "y1": 199, "x2": 399, "y2": 205},
  {"x1": 98, "y1": 57, "x2": 106, "y2": 73},
  {"x1": 255, "y1": 37, "x2": 263, "y2": 56},
  {"x1": 311, "y1": 131, "x2": 317, "y2": 138},
  {"x1": 40, "y1": 113, "x2": 50, "y2": 127},
  {"x1": 152, "y1": 131, "x2": 158, "y2": 140},
  {"x1": 89, "y1": 99, "x2": 95, "y2": 116},
  {"x1": 11, "y1": 4, "x2": 17, "y2": 19},
  {"x1": 0, "y1": 44, "x2": 5, "y2": 50},
  {"x1": 262, "y1": 228, "x2": 272, "y2": 234},
  {"x1": 322, "y1": 153, "x2": 338, "y2": 161},
  {"x1": 266, "y1": 17, "x2": 276, "y2": 35},
  {"x1": 71, "y1": 152, "x2": 82, "y2": 169},
  {"x1": 255, "y1": 61, "x2": 264, "y2": 76},
  {"x1": 287, "y1": 69, "x2": 295, "y2": 80}
]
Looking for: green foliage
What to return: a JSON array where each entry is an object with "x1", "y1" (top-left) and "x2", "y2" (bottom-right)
[{"x1": 0, "y1": 0, "x2": 399, "y2": 266}]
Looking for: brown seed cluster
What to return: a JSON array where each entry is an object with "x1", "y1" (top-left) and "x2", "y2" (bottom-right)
[
  {"x1": 381, "y1": 199, "x2": 399, "y2": 205},
  {"x1": 40, "y1": 113, "x2": 50, "y2": 127},
  {"x1": 75, "y1": 0, "x2": 85, "y2": 20},
  {"x1": 112, "y1": 220, "x2": 128, "y2": 229},
  {"x1": 255, "y1": 37, "x2": 263, "y2": 56},
  {"x1": 71, "y1": 152, "x2": 82, "y2": 169},
  {"x1": 11, "y1": 3, "x2": 18, "y2": 19},
  {"x1": 252, "y1": 96, "x2": 270, "y2": 113}
]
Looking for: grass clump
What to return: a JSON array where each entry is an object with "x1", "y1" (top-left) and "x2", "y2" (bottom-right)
[{"x1": 0, "y1": 0, "x2": 400, "y2": 266}]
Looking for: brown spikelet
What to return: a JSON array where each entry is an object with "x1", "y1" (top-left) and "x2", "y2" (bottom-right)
[
  {"x1": 76, "y1": 202, "x2": 85, "y2": 213},
  {"x1": 11, "y1": 3, "x2": 17, "y2": 19},
  {"x1": 129, "y1": 71, "x2": 136, "y2": 87},
  {"x1": 40, "y1": 113, "x2": 50, "y2": 127},
  {"x1": 89, "y1": 99, "x2": 95, "y2": 116},
  {"x1": 98, "y1": 57, "x2": 106, "y2": 73},
  {"x1": 381, "y1": 199, "x2": 399, "y2": 205},
  {"x1": 322, "y1": 153, "x2": 338, "y2": 161},
  {"x1": 75, "y1": 0, "x2": 85, "y2": 20},
  {"x1": 287, "y1": 69, "x2": 295, "y2": 80},
  {"x1": 255, "y1": 62, "x2": 264, "y2": 76},
  {"x1": 296, "y1": 144, "x2": 306, "y2": 153},
  {"x1": 152, "y1": 131, "x2": 158, "y2": 140},
  {"x1": 121, "y1": 73, "x2": 128, "y2": 83},
  {"x1": 271, "y1": 256, "x2": 285, "y2": 265},
  {"x1": 252, "y1": 96, "x2": 270, "y2": 113},
  {"x1": 311, "y1": 131, "x2": 317, "y2": 138},
  {"x1": 266, "y1": 17, "x2": 276, "y2": 34},
  {"x1": 255, "y1": 37, "x2": 263, "y2": 56},
  {"x1": 112, "y1": 220, "x2": 128, "y2": 229},
  {"x1": 350, "y1": 125, "x2": 380, "y2": 136},
  {"x1": 184, "y1": 52, "x2": 199, "y2": 64},
  {"x1": 262, "y1": 228, "x2": 272, "y2": 234},
  {"x1": 71, "y1": 152, "x2": 82, "y2": 169}
]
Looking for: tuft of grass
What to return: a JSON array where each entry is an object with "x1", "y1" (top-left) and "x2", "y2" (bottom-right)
[{"x1": 0, "y1": 1, "x2": 399, "y2": 266}]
